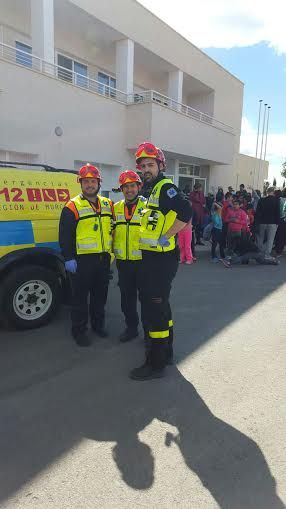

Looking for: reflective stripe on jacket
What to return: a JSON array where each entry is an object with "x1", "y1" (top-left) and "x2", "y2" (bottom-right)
[
  {"x1": 113, "y1": 196, "x2": 146, "y2": 260},
  {"x1": 70, "y1": 194, "x2": 113, "y2": 255},
  {"x1": 139, "y1": 179, "x2": 177, "y2": 252}
]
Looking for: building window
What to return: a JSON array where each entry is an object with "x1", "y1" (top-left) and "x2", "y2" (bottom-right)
[
  {"x1": 98, "y1": 72, "x2": 116, "y2": 97},
  {"x1": 57, "y1": 54, "x2": 88, "y2": 87},
  {"x1": 178, "y1": 176, "x2": 206, "y2": 194},
  {"x1": 179, "y1": 163, "x2": 200, "y2": 176},
  {"x1": 16, "y1": 41, "x2": 32, "y2": 68},
  {"x1": 0, "y1": 150, "x2": 38, "y2": 167},
  {"x1": 74, "y1": 61, "x2": 88, "y2": 88}
]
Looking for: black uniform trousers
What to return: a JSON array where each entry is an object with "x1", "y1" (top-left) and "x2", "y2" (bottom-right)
[
  {"x1": 140, "y1": 250, "x2": 178, "y2": 370},
  {"x1": 70, "y1": 253, "x2": 110, "y2": 338},
  {"x1": 116, "y1": 259, "x2": 146, "y2": 331}
]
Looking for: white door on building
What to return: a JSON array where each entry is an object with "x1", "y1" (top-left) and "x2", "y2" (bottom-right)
[
  {"x1": 178, "y1": 175, "x2": 207, "y2": 194},
  {"x1": 178, "y1": 163, "x2": 207, "y2": 194}
]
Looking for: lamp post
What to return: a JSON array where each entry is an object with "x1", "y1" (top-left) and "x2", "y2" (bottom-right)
[
  {"x1": 255, "y1": 99, "x2": 263, "y2": 158},
  {"x1": 263, "y1": 106, "x2": 271, "y2": 161},
  {"x1": 253, "y1": 99, "x2": 263, "y2": 187},
  {"x1": 257, "y1": 103, "x2": 268, "y2": 189}
]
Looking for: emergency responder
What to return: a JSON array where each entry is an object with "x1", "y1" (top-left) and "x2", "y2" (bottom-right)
[
  {"x1": 59, "y1": 164, "x2": 114, "y2": 346},
  {"x1": 129, "y1": 142, "x2": 192, "y2": 381},
  {"x1": 113, "y1": 170, "x2": 147, "y2": 342}
]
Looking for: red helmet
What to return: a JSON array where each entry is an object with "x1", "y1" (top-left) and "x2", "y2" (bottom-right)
[
  {"x1": 156, "y1": 148, "x2": 166, "y2": 169},
  {"x1": 119, "y1": 170, "x2": 142, "y2": 188},
  {"x1": 78, "y1": 163, "x2": 102, "y2": 181},
  {"x1": 135, "y1": 142, "x2": 166, "y2": 170}
]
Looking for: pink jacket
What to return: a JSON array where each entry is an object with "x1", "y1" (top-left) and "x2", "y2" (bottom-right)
[
  {"x1": 179, "y1": 222, "x2": 192, "y2": 233},
  {"x1": 226, "y1": 208, "x2": 248, "y2": 233}
]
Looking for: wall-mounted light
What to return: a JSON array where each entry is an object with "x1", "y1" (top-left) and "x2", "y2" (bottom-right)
[{"x1": 55, "y1": 126, "x2": 63, "y2": 137}]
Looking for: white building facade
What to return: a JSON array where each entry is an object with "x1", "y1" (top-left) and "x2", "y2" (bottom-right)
[{"x1": 0, "y1": 0, "x2": 267, "y2": 195}]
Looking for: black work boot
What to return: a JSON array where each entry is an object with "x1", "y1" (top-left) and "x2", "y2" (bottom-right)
[
  {"x1": 119, "y1": 328, "x2": 139, "y2": 343},
  {"x1": 92, "y1": 324, "x2": 109, "y2": 338},
  {"x1": 166, "y1": 346, "x2": 174, "y2": 365},
  {"x1": 129, "y1": 363, "x2": 165, "y2": 381},
  {"x1": 167, "y1": 354, "x2": 174, "y2": 366},
  {"x1": 73, "y1": 332, "x2": 92, "y2": 347}
]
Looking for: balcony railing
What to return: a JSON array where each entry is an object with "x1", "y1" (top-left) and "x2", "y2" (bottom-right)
[
  {"x1": 0, "y1": 42, "x2": 128, "y2": 103},
  {"x1": 129, "y1": 90, "x2": 235, "y2": 135},
  {"x1": 0, "y1": 41, "x2": 235, "y2": 135}
]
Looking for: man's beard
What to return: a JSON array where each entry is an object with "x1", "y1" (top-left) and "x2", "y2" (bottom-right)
[
  {"x1": 83, "y1": 189, "x2": 98, "y2": 199},
  {"x1": 143, "y1": 173, "x2": 155, "y2": 183}
]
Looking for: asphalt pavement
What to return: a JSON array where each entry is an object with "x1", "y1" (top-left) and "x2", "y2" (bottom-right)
[{"x1": 0, "y1": 249, "x2": 285, "y2": 509}]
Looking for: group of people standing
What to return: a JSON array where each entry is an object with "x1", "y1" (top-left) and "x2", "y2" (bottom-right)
[
  {"x1": 59, "y1": 142, "x2": 192, "y2": 381},
  {"x1": 58, "y1": 148, "x2": 284, "y2": 382},
  {"x1": 179, "y1": 181, "x2": 285, "y2": 267}
]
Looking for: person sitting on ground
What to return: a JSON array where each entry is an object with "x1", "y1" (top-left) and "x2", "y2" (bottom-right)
[
  {"x1": 211, "y1": 203, "x2": 230, "y2": 267},
  {"x1": 230, "y1": 233, "x2": 279, "y2": 266}
]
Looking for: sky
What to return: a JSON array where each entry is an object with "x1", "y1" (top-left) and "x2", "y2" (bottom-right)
[{"x1": 138, "y1": 0, "x2": 286, "y2": 184}]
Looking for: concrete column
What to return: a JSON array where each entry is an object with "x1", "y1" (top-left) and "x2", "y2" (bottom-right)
[
  {"x1": 31, "y1": 0, "x2": 54, "y2": 63},
  {"x1": 174, "y1": 159, "x2": 180, "y2": 187},
  {"x1": 168, "y1": 70, "x2": 183, "y2": 104},
  {"x1": 0, "y1": 25, "x2": 3, "y2": 58},
  {"x1": 116, "y1": 39, "x2": 134, "y2": 95}
]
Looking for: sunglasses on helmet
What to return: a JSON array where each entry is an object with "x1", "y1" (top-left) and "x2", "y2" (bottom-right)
[{"x1": 136, "y1": 143, "x2": 158, "y2": 158}]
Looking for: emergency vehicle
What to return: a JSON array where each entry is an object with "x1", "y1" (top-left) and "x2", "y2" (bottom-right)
[{"x1": 0, "y1": 161, "x2": 80, "y2": 329}]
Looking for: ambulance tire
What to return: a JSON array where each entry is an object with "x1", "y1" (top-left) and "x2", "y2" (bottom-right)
[{"x1": 2, "y1": 265, "x2": 62, "y2": 330}]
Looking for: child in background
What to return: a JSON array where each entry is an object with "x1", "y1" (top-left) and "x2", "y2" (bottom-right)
[
  {"x1": 190, "y1": 210, "x2": 198, "y2": 262},
  {"x1": 225, "y1": 199, "x2": 249, "y2": 254},
  {"x1": 246, "y1": 203, "x2": 255, "y2": 237},
  {"x1": 178, "y1": 221, "x2": 193, "y2": 265},
  {"x1": 221, "y1": 192, "x2": 233, "y2": 251},
  {"x1": 211, "y1": 203, "x2": 230, "y2": 267}
]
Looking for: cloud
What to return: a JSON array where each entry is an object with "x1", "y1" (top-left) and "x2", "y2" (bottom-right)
[
  {"x1": 240, "y1": 117, "x2": 286, "y2": 183},
  {"x1": 138, "y1": 0, "x2": 286, "y2": 54}
]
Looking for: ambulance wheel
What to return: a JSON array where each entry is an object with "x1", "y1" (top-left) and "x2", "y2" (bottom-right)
[{"x1": 2, "y1": 265, "x2": 61, "y2": 330}]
